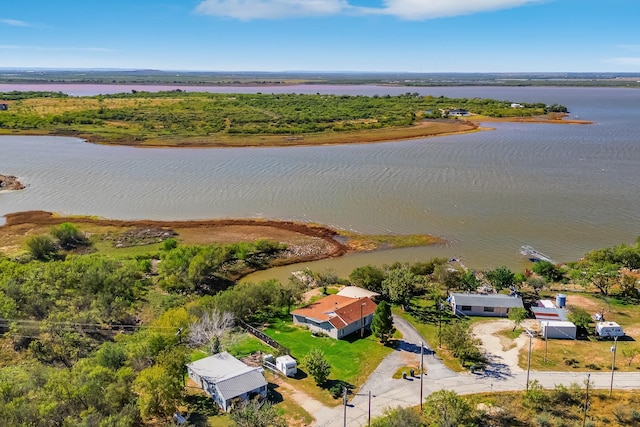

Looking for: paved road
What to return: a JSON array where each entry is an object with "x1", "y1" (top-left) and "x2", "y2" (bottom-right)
[{"x1": 311, "y1": 315, "x2": 640, "y2": 427}]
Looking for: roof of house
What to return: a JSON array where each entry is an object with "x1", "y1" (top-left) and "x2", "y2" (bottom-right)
[
  {"x1": 531, "y1": 307, "x2": 568, "y2": 321},
  {"x1": 187, "y1": 352, "x2": 266, "y2": 401},
  {"x1": 337, "y1": 286, "x2": 380, "y2": 299},
  {"x1": 450, "y1": 292, "x2": 524, "y2": 309},
  {"x1": 541, "y1": 320, "x2": 576, "y2": 328},
  {"x1": 292, "y1": 295, "x2": 377, "y2": 330}
]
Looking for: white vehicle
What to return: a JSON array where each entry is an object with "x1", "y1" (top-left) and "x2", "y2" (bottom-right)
[
  {"x1": 276, "y1": 355, "x2": 297, "y2": 377},
  {"x1": 596, "y1": 321, "x2": 625, "y2": 338}
]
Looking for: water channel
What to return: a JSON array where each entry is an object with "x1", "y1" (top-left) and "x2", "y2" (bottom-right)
[{"x1": 1, "y1": 84, "x2": 639, "y2": 282}]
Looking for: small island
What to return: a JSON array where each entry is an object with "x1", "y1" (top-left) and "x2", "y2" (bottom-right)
[
  {"x1": 0, "y1": 174, "x2": 24, "y2": 191},
  {"x1": 0, "y1": 91, "x2": 589, "y2": 148}
]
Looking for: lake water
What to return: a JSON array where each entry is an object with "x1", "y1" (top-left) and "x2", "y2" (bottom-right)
[{"x1": 1, "y1": 84, "x2": 639, "y2": 281}]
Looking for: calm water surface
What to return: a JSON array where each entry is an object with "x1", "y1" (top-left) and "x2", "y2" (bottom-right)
[{"x1": 1, "y1": 85, "x2": 639, "y2": 279}]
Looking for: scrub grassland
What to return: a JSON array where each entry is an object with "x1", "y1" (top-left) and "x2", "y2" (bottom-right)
[{"x1": 0, "y1": 90, "x2": 586, "y2": 147}]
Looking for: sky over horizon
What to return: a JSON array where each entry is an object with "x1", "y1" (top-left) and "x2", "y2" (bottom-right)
[{"x1": 1, "y1": 0, "x2": 639, "y2": 73}]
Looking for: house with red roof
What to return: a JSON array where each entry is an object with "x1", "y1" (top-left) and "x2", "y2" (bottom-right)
[{"x1": 291, "y1": 294, "x2": 377, "y2": 339}]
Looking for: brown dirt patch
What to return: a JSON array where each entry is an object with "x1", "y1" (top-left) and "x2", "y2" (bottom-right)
[{"x1": 564, "y1": 294, "x2": 606, "y2": 312}]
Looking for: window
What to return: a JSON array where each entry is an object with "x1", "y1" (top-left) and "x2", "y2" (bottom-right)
[
  {"x1": 460, "y1": 305, "x2": 472, "y2": 311},
  {"x1": 483, "y1": 307, "x2": 494, "y2": 312}
]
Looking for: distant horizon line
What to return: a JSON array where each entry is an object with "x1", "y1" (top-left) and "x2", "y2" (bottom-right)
[{"x1": 1, "y1": 68, "x2": 639, "y2": 76}]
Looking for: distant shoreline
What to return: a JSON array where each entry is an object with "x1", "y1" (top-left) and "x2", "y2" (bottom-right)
[{"x1": 0, "y1": 114, "x2": 590, "y2": 149}]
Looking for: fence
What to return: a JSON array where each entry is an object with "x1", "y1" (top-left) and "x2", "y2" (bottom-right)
[{"x1": 237, "y1": 320, "x2": 290, "y2": 355}]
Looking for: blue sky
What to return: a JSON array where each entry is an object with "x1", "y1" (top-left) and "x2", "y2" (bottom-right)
[{"x1": 1, "y1": 0, "x2": 639, "y2": 72}]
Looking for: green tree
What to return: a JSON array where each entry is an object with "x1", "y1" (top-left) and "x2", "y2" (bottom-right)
[
  {"x1": 571, "y1": 261, "x2": 620, "y2": 296},
  {"x1": 423, "y1": 390, "x2": 473, "y2": 427},
  {"x1": 532, "y1": 260, "x2": 565, "y2": 282},
  {"x1": 484, "y1": 266, "x2": 515, "y2": 291},
  {"x1": 51, "y1": 222, "x2": 89, "y2": 250},
  {"x1": 349, "y1": 265, "x2": 386, "y2": 294},
  {"x1": 508, "y1": 307, "x2": 527, "y2": 331},
  {"x1": 458, "y1": 270, "x2": 480, "y2": 292},
  {"x1": 371, "y1": 301, "x2": 396, "y2": 344},
  {"x1": 230, "y1": 400, "x2": 286, "y2": 427},
  {"x1": 371, "y1": 406, "x2": 422, "y2": 427},
  {"x1": 302, "y1": 348, "x2": 331, "y2": 386},
  {"x1": 567, "y1": 306, "x2": 592, "y2": 333},
  {"x1": 133, "y1": 347, "x2": 187, "y2": 420},
  {"x1": 26, "y1": 235, "x2": 58, "y2": 261},
  {"x1": 382, "y1": 266, "x2": 422, "y2": 309}
]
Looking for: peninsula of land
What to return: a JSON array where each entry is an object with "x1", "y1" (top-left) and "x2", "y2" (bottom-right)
[
  {"x1": 0, "y1": 91, "x2": 589, "y2": 148},
  {"x1": 0, "y1": 211, "x2": 444, "y2": 269}
]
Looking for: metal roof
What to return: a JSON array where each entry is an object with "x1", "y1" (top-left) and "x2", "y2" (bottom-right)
[
  {"x1": 337, "y1": 286, "x2": 380, "y2": 299},
  {"x1": 451, "y1": 292, "x2": 523, "y2": 308},
  {"x1": 187, "y1": 352, "x2": 266, "y2": 401}
]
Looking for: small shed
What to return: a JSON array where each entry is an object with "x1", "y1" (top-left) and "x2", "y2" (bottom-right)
[
  {"x1": 275, "y1": 355, "x2": 297, "y2": 377},
  {"x1": 541, "y1": 320, "x2": 576, "y2": 339}
]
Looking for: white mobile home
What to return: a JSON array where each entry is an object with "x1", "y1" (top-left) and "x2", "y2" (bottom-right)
[
  {"x1": 449, "y1": 293, "x2": 524, "y2": 317},
  {"x1": 540, "y1": 321, "x2": 577, "y2": 339}
]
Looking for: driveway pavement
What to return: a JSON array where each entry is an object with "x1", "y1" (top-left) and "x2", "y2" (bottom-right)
[{"x1": 310, "y1": 315, "x2": 640, "y2": 427}]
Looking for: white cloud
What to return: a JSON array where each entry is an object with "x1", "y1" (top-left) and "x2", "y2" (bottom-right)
[
  {"x1": 365, "y1": 0, "x2": 546, "y2": 20},
  {"x1": 1, "y1": 18, "x2": 31, "y2": 27},
  {"x1": 195, "y1": 0, "x2": 546, "y2": 20},
  {"x1": 195, "y1": 0, "x2": 348, "y2": 20},
  {"x1": 608, "y1": 57, "x2": 640, "y2": 66}
]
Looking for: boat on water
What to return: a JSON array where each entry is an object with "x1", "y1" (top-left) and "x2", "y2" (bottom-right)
[{"x1": 519, "y1": 245, "x2": 556, "y2": 264}]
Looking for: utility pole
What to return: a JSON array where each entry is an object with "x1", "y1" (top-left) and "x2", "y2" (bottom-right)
[
  {"x1": 343, "y1": 387, "x2": 348, "y2": 427},
  {"x1": 526, "y1": 330, "x2": 533, "y2": 391},
  {"x1": 368, "y1": 390, "x2": 372, "y2": 427},
  {"x1": 438, "y1": 301, "x2": 443, "y2": 349},
  {"x1": 609, "y1": 336, "x2": 618, "y2": 397},
  {"x1": 583, "y1": 373, "x2": 591, "y2": 427},
  {"x1": 419, "y1": 341, "x2": 424, "y2": 410}
]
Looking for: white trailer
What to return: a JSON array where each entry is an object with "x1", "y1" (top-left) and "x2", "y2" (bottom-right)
[
  {"x1": 540, "y1": 321, "x2": 577, "y2": 339},
  {"x1": 596, "y1": 321, "x2": 625, "y2": 338},
  {"x1": 275, "y1": 355, "x2": 297, "y2": 377}
]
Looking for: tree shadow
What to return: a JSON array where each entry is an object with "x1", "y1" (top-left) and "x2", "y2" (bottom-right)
[
  {"x1": 291, "y1": 368, "x2": 308, "y2": 381},
  {"x1": 267, "y1": 383, "x2": 284, "y2": 404}
]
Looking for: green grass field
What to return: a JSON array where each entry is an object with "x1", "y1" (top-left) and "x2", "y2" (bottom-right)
[{"x1": 263, "y1": 316, "x2": 393, "y2": 406}]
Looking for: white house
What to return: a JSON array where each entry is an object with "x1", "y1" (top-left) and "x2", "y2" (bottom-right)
[
  {"x1": 449, "y1": 292, "x2": 524, "y2": 317},
  {"x1": 186, "y1": 352, "x2": 268, "y2": 412},
  {"x1": 292, "y1": 295, "x2": 377, "y2": 339}
]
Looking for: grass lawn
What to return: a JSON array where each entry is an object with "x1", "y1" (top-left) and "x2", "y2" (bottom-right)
[{"x1": 262, "y1": 317, "x2": 393, "y2": 406}]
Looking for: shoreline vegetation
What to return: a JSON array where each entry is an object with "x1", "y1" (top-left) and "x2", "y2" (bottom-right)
[
  {"x1": 0, "y1": 90, "x2": 590, "y2": 149},
  {"x1": 0, "y1": 210, "x2": 445, "y2": 270}
]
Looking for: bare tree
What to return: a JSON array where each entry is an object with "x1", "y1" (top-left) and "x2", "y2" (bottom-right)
[{"x1": 188, "y1": 310, "x2": 235, "y2": 354}]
